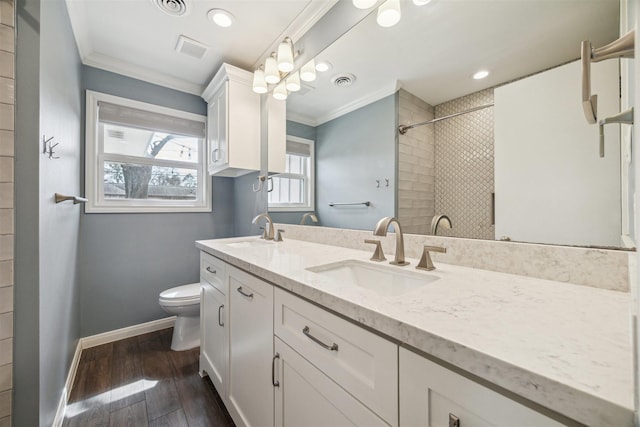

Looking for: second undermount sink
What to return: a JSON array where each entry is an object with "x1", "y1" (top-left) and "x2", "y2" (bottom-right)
[
  {"x1": 226, "y1": 238, "x2": 274, "y2": 248},
  {"x1": 307, "y1": 260, "x2": 439, "y2": 297}
]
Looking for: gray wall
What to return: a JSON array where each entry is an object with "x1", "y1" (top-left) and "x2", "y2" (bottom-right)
[
  {"x1": 269, "y1": 120, "x2": 318, "y2": 226},
  {"x1": 315, "y1": 95, "x2": 396, "y2": 230},
  {"x1": 78, "y1": 66, "x2": 235, "y2": 337},
  {"x1": 15, "y1": 0, "x2": 83, "y2": 425}
]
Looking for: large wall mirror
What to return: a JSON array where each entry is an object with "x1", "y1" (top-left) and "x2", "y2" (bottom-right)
[{"x1": 270, "y1": 0, "x2": 633, "y2": 249}]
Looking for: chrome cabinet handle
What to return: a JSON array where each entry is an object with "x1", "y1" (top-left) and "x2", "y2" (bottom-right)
[
  {"x1": 237, "y1": 286, "x2": 254, "y2": 298},
  {"x1": 212, "y1": 148, "x2": 220, "y2": 163},
  {"x1": 272, "y1": 353, "x2": 280, "y2": 387},
  {"x1": 206, "y1": 266, "x2": 216, "y2": 274},
  {"x1": 218, "y1": 304, "x2": 224, "y2": 327},
  {"x1": 449, "y1": 413, "x2": 460, "y2": 427},
  {"x1": 302, "y1": 326, "x2": 338, "y2": 351}
]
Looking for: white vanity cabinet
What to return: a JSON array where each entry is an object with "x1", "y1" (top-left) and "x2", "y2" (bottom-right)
[
  {"x1": 227, "y1": 264, "x2": 275, "y2": 427},
  {"x1": 274, "y1": 288, "x2": 398, "y2": 427},
  {"x1": 199, "y1": 253, "x2": 228, "y2": 397},
  {"x1": 202, "y1": 63, "x2": 286, "y2": 177},
  {"x1": 399, "y1": 348, "x2": 563, "y2": 427}
]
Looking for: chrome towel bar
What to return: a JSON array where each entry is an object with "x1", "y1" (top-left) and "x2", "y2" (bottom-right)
[{"x1": 328, "y1": 201, "x2": 370, "y2": 207}]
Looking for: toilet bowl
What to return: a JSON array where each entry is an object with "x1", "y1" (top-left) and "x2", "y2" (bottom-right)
[{"x1": 159, "y1": 283, "x2": 201, "y2": 351}]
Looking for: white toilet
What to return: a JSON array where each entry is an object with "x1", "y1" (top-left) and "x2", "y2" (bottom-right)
[{"x1": 159, "y1": 283, "x2": 201, "y2": 351}]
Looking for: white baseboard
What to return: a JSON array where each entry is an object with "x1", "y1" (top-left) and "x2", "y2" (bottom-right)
[
  {"x1": 51, "y1": 317, "x2": 176, "y2": 426},
  {"x1": 80, "y1": 316, "x2": 176, "y2": 349}
]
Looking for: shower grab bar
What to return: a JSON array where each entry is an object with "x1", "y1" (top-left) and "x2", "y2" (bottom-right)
[
  {"x1": 54, "y1": 193, "x2": 88, "y2": 204},
  {"x1": 581, "y1": 30, "x2": 635, "y2": 124},
  {"x1": 328, "y1": 201, "x2": 370, "y2": 207},
  {"x1": 398, "y1": 104, "x2": 494, "y2": 135}
]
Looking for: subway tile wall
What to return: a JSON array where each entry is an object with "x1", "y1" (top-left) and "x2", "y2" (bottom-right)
[
  {"x1": 397, "y1": 89, "x2": 435, "y2": 235},
  {"x1": 434, "y1": 89, "x2": 495, "y2": 240},
  {"x1": 0, "y1": 0, "x2": 13, "y2": 425}
]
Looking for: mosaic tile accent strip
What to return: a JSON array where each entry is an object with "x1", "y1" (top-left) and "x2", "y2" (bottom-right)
[{"x1": 434, "y1": 88, "x2": 495, "y2": 240}]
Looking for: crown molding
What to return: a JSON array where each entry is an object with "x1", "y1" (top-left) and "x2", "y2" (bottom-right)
[
  {"x1": 286, "y1": 111, "x2": 317, "y2": 127},
  {"x1": 83, "y1": 52, "x2": 204, "y2": 95}
]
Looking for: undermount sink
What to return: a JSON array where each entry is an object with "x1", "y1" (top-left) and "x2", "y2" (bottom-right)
[
  {"x1": 307, "y1": 260, "x2": 439, "y2": 296},
  {"x1": 226, "y1": 238, "x2": 274, "y2": 248}
]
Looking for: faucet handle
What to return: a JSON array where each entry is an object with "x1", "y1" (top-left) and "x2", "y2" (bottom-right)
[
  {"x1": 364, "y1": 239, "x2": 387, "y2": 262},
  {"x1": 416, "y1": 245, "x2": 447, "y2": 271},
  {"x1": 275, "y1": 229, "x2": 285, "y2": 242}
]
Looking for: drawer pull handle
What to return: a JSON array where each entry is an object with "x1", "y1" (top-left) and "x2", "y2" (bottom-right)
[
  {"x1": 237, "y1": 286, "x2": 254, "y2": 298},
  {"x1": 272, "y1": 353, "x2": 280, "y2": 387},
  {"x1": 206, "y1": 266, "x2": 217, "y2": 274},
  {"x1": 218, "y1": 304, "x2": 224, "y2": 327},
  {"x1": 449, "y1": 413, "x2": 460, "y2": 427},
  {"x1": 302, "y1": 326, "x2": 339, "y2": 352}
]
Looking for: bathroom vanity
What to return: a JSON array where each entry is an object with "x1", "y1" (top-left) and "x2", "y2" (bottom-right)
[{"x1": 196, "y1": 234, "x2": 632, "y2": 427}]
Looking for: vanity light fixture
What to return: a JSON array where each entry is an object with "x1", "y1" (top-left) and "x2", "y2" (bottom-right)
[
  {"x1": 285, "y1": 71, "x2": 301, "y2": 92},
  {"x1": 207, "y1": 9, "x2": 234, "y2": 28},
  {"x1": 300, "y1": 59, "x2": 317, "y2": 82},
  {"x1": 273, "y1": 81, "x2": 288, "y2": 100},
  {"x1": 315, "y1": 61, "x2": 332, "y2": 72},
  {"x1": 277, "y1": 37, "x2": 295, "y2": 72},
  {"x1": 352, "y1": 0, "x2": 377, "y2": 9},
  {"x1": 252, "y1": 66, "x2": 268, "y2": 94},
  {"x1": 377, "y1": 0, "x2": 401, "y2": 28},
  {"x1": 473, "y1": 70, "x2": 490, "y2": 80},
  {"x1": 264, "y1": 53, "x2": 281, "y2": 84}
]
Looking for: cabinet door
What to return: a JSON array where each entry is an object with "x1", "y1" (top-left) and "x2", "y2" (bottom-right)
[
  {"x1": 200, "y1": 283, "x2": 227, "y2": 396},
  {"x1": 208, "y1": 81, "x2": 228, "y2": 174},
  {"x1": 399, "y1": 348, "x2": 563, "y2": 427},
  {"x1": 274, "y1": 337, "x2": 390, "y2": 427},
  {"x1": 227, "y1": 265, "x2": 274, "y2": 427}
]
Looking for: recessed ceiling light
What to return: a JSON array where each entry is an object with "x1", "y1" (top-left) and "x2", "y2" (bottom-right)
[
  {"x1": 412, "y1": 0, "x2": 432, "y2": 5},
  {"x1": 315, "y1": 61, "x2": 332, "y2": 73},
  {"x1": 352, "y1": 0, "x2": 377, "y2": 9},
  {"x1": 208, "y1": 9, "x2": 234, "y2": 28},
  {"x1": 473, "y1": 70, "x2": 490, "y2": 80}
]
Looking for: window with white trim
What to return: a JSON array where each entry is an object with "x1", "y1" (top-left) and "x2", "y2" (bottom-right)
[
  {"x1": 85, "y1": 91, "x2": 210, "y2": 213},
  {"x1": 268, "y1": 136, "x2": 315, "y2": 212}
]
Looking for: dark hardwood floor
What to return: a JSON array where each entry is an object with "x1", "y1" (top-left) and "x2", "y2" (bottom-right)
[{"x1": 63, "y1": 328, "x2": 235, "y2": 427}]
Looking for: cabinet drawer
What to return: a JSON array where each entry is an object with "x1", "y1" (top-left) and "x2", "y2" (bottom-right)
[
  {"x1": 200, "y1": 252, "x2": 227, "y2": 294},
  {"x1": 274, "y1": 288, "x2": 398, "y2": 426},
  {"x1": 399, "y1": 348, "x2": 563, "y2": 427}
]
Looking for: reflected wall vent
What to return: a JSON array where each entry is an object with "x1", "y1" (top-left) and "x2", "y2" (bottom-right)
[{"x1": 175, "y1": 35, "x2": 208, "y2": 59}]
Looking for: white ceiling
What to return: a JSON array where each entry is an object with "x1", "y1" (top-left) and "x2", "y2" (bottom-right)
[
  {"x1": 65, "y1": 0, "x2": 336, "y2": 94},
  {"x1": 286, "y1": 0, "x2": 620, "y2": 126}
]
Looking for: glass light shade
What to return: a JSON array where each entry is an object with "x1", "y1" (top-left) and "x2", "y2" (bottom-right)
[
  {"x1": 277, "y1": 39, "x2": 295, "y2": 73},
  {"x1": 300, "y1": 60, "x2": 316, "y2": 82},
  {"x1": 412, "y1": 0, "x2": 432, "y2": 5},
  {"x1": 315, "y1": 61, "x2": 332, "y2": 72},
  {"x1": 264, "y1": 55, "x2": 281, "y2": 84},
  {"x1": 252, "y1": 69, "x2": 268, "y2": 94},
  {"x1": 273, "y1": 81, "x2": 288, "y2": 100},
  {"x1": 286, "y1": 72, "x2": 301, "y2": 92},
  {"x1": 377, "y1": 0, "x2": 401, "y2": 27},
  {"x1": 352, "y1": 0, "x2": 377, "y2": 9}
]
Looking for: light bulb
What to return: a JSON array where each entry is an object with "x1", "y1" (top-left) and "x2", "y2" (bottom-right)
[
  {"x1": 264, "y1": 54, "x2": 280, "y2": 84},
  {"x1": 352, "y1": 0, "x2": 377, "y2": 9},
  {"x1": 300, "y1": 59, "x2": 316, "y2": 82},
  {"x1": 277, "y1": 38, "x2": 294, "y2": 73},
  {"x1": 252, "y1": 69, "x2": 268, "y2": 94},
  {"x1": 273, "y1": 81, "x2": 288, "y2": 100},
  {"x1": 286, "y1": 71, "x2": 301, "y2": 92},
  {"x1": 377, "y1": 0, "x2": 401, "y2": 28}
]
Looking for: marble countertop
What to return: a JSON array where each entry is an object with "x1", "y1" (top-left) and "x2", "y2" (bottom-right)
[{"x1": 196, "y1": 236, "x2": 634, "y2": 427}]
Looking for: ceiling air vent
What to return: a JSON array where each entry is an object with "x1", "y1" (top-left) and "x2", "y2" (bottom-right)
[
  {"x1": 331, "y1": 74, "x2": 356, "y2": 88},
  {"x1": 152, "y1": 0, "x2": 190, "y2": 17},
  {"x1": 175, "y1": 35, "x2": 208, "y2": 59}
]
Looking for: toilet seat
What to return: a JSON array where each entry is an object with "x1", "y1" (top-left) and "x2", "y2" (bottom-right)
[{"x1": 159, "y1": 283, "x2": 201, "y2": 307}]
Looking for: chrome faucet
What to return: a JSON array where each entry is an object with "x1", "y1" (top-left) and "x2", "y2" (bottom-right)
[
  {"x1": 300, "y1": 212, "x2": 319, "y2": 225},
  {"x1": 252, "y1": 213, "x2": 275, "y2": 240},
  {"x1": 373, "y1": 217, "x2": 409, "y2": 266}
]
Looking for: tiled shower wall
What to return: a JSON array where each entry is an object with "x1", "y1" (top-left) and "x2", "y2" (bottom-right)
[
  {"x1": 397, "y1": 89, "x2": 435, "y2": 234},
  {"x1": 434, "y1": 89, "x2": 495, "y2": 240},
  {"x1": 0, "y1": 0, "x2": 13, "y2": 425}
]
